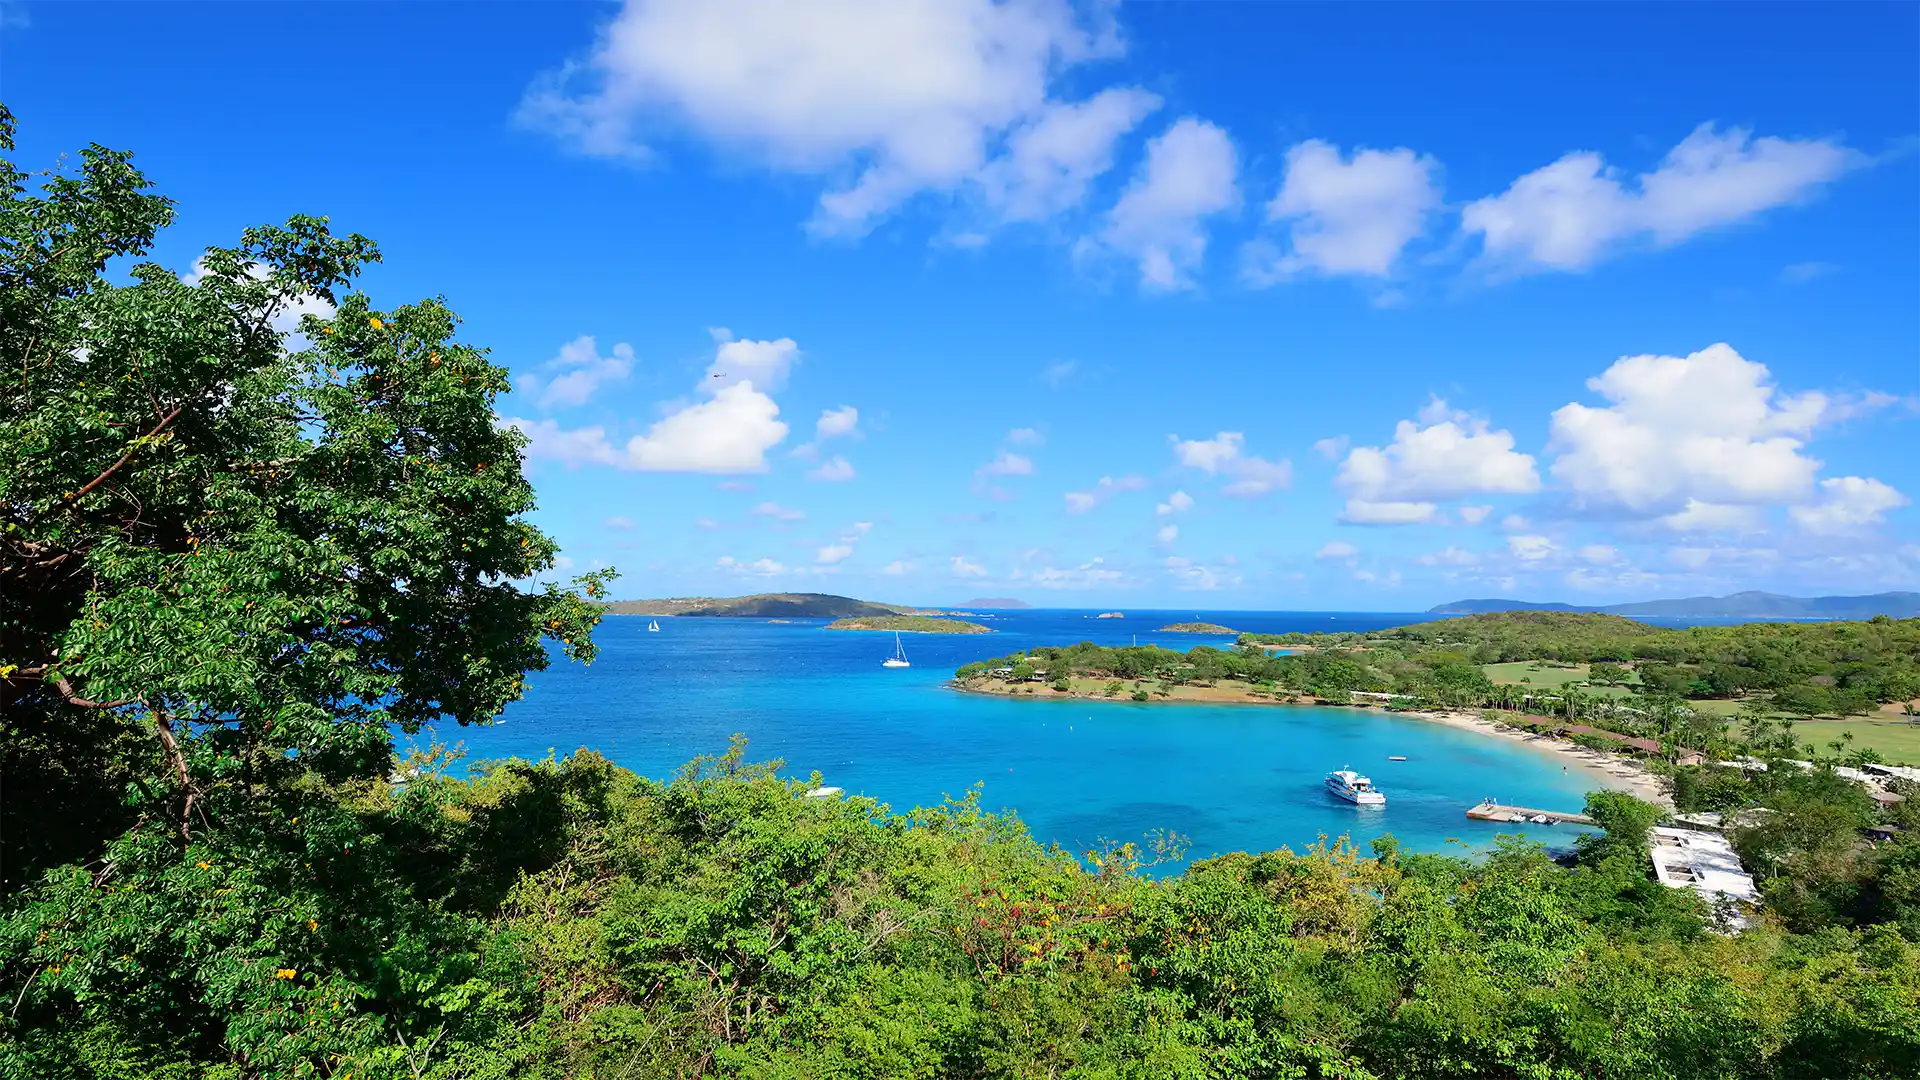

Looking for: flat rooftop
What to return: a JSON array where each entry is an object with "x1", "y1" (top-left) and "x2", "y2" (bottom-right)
[{"x1": 1649, "y1": 826, "x2": 1758, "y2": 930}]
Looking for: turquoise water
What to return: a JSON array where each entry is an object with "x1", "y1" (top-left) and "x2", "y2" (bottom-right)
[{"x1": 427, "y1": 611, "x2": 1606, "y2": 866}]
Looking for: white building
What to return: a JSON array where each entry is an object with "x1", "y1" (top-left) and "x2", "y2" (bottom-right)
[{"x1": 1649, "y1": 826, "x2": 1759, "y2": 931}]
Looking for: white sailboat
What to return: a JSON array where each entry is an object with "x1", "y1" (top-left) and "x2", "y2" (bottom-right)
[
  {"x1": 647, "y1": 620, "x2": 660, "y2": 633},
  {"x1": 882, "y1": 631, "x2": 911, "y2": 668}
]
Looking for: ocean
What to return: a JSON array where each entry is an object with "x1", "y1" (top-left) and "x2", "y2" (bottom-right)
[{"x1": 427, "y1": 609, "x2": 1616, "y2": 868}]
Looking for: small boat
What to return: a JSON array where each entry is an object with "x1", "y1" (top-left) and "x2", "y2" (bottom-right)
[
  {"x1": 1387, "y1": 755, "x2": 1407, "y2": 761},
  {"x1": 1325, "y1": 769, "x2": 1386, "y2": 805},
  {"x1": 882, "y1": 631, "x2": 911, "y2": 669},
  {"x1": 647, "y1": 620, "x2": 660, "y2": 632}
]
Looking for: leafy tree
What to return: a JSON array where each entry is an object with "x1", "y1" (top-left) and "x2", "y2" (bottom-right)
[{"x1": 1577, "y1": 790, "x2": 1663, "y2": 863}]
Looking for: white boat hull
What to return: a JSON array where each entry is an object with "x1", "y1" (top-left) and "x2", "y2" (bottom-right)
[{"x1": 1325, "y1": 776, "x2": 1386, "y2": 805}]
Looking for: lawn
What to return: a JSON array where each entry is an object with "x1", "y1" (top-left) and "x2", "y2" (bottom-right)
[
  {"x1": 1481, "y1": 661, "x2": 1635, "y2": 697},
  {"x1": 1791, "y1": 717, "x2": 1920, "y2": 765}
]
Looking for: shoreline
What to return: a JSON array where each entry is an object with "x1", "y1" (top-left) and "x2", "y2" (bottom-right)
[{"x1": 953, "y1": 680, "x2": 1670, "y2": 807}]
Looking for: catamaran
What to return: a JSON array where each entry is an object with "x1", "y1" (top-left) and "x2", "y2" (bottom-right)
[
  {"x1": 1325, "y1": 769, "x2": 1386, "y2": 805},
  {"x1": 647, "y1": 620, "x2": 660, "y2": 632},
  {"x1": 882, "y1": 631, "x2": 910, "y2": 669}
]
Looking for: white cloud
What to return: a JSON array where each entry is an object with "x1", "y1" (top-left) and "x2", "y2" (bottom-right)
[
  {"x1": 506, "y1": 418, "x2": 621, "y2": 468},
  {"x1": 709, "y1": 336, "x2": 799, "y2": 393},
  {"x1": 1417, "y1": 545, "x2": 1478, "y2": 567},
  {"x1": 1312, "y1": 435, "x2": 1350, "y2": 460},
  {"x1": 181, "y1": 256, "x2": 334, "y2": 348},
  {"x1": 605, "y1": 515, "x2": 636, "y2": 530},
  {"x1": 1548, "y1": 343, "x2": 1839, "y2": 523},
  {"x1": 882, "y1": 560, "x2": 915, "y2": 576},
  {"x1": 1170, "y1": 432, "x2": 1291, "y2": 497},
  {"x1": 718, "y1": 555, "x2": 787, "y2": 577},
  {"x1": 1315, "y1": 541, "x2": 1358, "y2": 561},
  {"x1": 521, "y1": 0, "x2": 1134, "y2": 236},
  {"x1": 1248, "y1": 139, "x2": 1441, "y2": 281},
  {"x1": 1035, "y1": 556, "x2": 1129, "y2": 589},
  {"x1": 1352, "y1": 568, "x2": 1402, "y2": 587},
  {"x1": 1156, "y1": 524, "x2": 1178, "y2": 545},
  {"x1": 1097, "y1": 117, "x2": 1240, "y2": 290},
  {"x1": 1660, "y1": 500, "x2": 1761, "y2": 533},
  {"x1": 1155, "y1": 490, "x2": 1194, "y2": 517},
  {"x1": 816, "y1": 405, "x2": 860, "y2": 439},
  {"x1": 1041, "y1": 360, "x2": 1079, "y2": 388},
  {"x1": 977, "y1": 87, "x2": 1163, "y2": 223},
  {"x1": 1508, "y1": 534, "x2": 1555, "y2": 561},
  {"x1": 1462, "y1": 123, "x2": 1864, "y2": 273},
  {"x1": 1336, "y1": 398, "x2": 1538, "y2": 516},
  {"x1": 978, "y1": 451, "x2": 1035, "y2": 477},
  {"x1": 807, "y1": 455, "x2": 857, "y2": 482},
  {"x1": 751, "y1": 501, "x2": 805, "y2": 522},
  {"x1": 1500, "y1": 514, "x2": 1530, "y2": 532},
  {"x1": 951, "y1": 555, "x2": 988, "y2": 578},
  {"x1": 525, "y1": 335, "x2": 635, "y2": 410},
  {"x1": 1458, "y1": 505, "x2": 1493, "y2": 525},
  {"x1": 1577, "y1": 544, "x2": 1618, "y2": 565},
  {"x1": 1163, "y1": 555, "x2": 1238, "y2": 591},
  {"x1": 695, "y1": 516, "x2": 720, "y2": 530},
  {"x1": 626, "y1": 381, "x2": 789, "y2": 471},
  {"x1": 1006, "y1": 427, "x2": 1045, "y2": 446},
  {"x1": 1340, "y1": 499, "x2": 1437, "y2": 526},
  {"x1": 816, "y1": 543, "x2": 855, "y2": 564},
  {"x1": 1064, "y1": 474, "x2": 1146, "y2": 513},
  {"x1": 1791, "y1": 476, "x2": 1908, "y2": 535}
]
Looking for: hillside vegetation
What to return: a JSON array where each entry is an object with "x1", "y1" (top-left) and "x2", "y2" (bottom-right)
[
  {"x1": 826, "y1": 615, "x2": 991, "y2": 634},
  {"x1": 606, "y1": 592, "x2": 914, "y2": 618},
  {"x1": 1158, "y1": 621, "x2": 1236, "y2": 634}
]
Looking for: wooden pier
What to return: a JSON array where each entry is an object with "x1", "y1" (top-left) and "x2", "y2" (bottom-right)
[{"x1": 1466, "y1": 799, "x2": 1593, "y2": 825}]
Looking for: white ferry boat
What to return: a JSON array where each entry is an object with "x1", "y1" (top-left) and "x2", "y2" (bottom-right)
[{"x1": 1325, "y1": 769, "x2": 1386, "y2": 805}]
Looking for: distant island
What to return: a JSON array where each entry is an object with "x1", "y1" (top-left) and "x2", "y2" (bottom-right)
[
  {"x1": 826, "y1": 615, "x2": 992, "y2": 634},
  {"x1": 962, "y1": 597, "x2": 1031, "y2": 609},
  {"x1": 1159, "y1": 621, "x2": 1237, "y2": 634},
  {"x1": 606, "y1": 592, "x2": 916, "y2": 618},
  {"x1": 1430, "y1": 590, "x2": 1920, "y2": 619}
]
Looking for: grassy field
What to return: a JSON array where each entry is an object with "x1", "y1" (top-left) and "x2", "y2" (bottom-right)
[
  {"x1": 1481, "y1": 661, "x2": 1636, "y2": 698},
  {"x1": 1791, "y1": 717, "x2": 1920, "y2": 764}
]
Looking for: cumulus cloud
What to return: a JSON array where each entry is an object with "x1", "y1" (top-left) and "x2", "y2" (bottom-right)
[
  {"x1": 751, "y1": 501, "x2": 805, "y2": 522},
  {"x1": 1457, "y1": 505, "x2": 1493, "y2": 525},
  {"x1": 816, "y1": 405, "x2": 860, "y2": 439},
  {"x1": 1156, "y1": 490, "x2": 1194, "y2": 517},
  {"x1": 1064, "y1": 474, "x2": 1146, "y2": 513},
  {"x1": 1033, "y1": 556, "x2": 1128, "y2": 589},
  {"x1": 882, "y1": 560, "x2": 915, "y2": 575},
  {"x1": 605, "y1": 515, "x2": 636, "y2": 529},
  {"x1": 1315, "y1": 541, "x2": 1358, "y2": 561},
  {"x1": 1163, "y1": 555, "x2": 1239, "y2": 591},
  {"x1": 978, "y1": 452, "x2": 1035, "y2": 477},
  {"x1": 1417, "y1": 545, "x2": 1478, "y2": 566},
  {"x1": 1791, "y1": 476, "x2": 1908, "y2": 535},
  {"x1": 1508, "y1": 534, "x2": 1555, "y2": 561},
  {"x1": 508, "y1": 333, "x2": 797, "y2": 473},
  {"x1": 1578, "y1": 544, "x2": 1619, "y2": 564},
  {"x1": 1041, "y1": 360, "x2": 1079, "y2": 388},
  {"x1": 520, "y1": 0, "x2": 1143, "y2": 237},
  {"x1": 1312, "y1": 435, "x2": 1350, "y2": 460},
  {"x1": 1462, "y1": 123, "x2": 1865, "y2": 274},
  {"x1": 1006, "y1": 427, "x2": 1045, "y2": 446},
  {"x1": 520, "y1": 335, "x2": 635, "y2": 410},
  {"x1": 951, "y1": 555, "x2": 989, "y2": 578},
  {"x1": 806, "y1": 455, "x2": 856, "y2": 482},
  {"x1": 1546, "y1": 343, "x2": 1865, "y2": 526},
  {"x1": 1335, "y1": 398, "x2": 1538, "y2": 524},
  {"x1": 1096, "y1": 118, "x2": 1240, "y2": 290},
  {"x1": 718, "y1": 555, "x2": 787, "y2": 577},
  {"x1": 1156, "y1": 524, "x2": 1178, "y2": 545},
  {"x1": 1170, "y1": 432, "x2": 1291, "y2": 497},
  {"x1": 1246, "y1": 140, "x2": 1441, "y2": 282},
  {"x1": 816, "y1": 543, "x2": 854, "y2": 564}
]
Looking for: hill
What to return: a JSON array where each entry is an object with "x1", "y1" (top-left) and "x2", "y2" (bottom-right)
[
  {"x1": 1159, "y1": 621, "x2": 1238, "y2": 634},
  {"x1": 606, "y1": 593, "x2": 915, "y2": 618},
  {"x1": 1430, "y1": 590, "x2": 1920, "y2": 619},
  {"x1": 961, "y1": 596, "x2": 1031, "y2": 609},
  {"x1": 824, "y1": 616, "x2": 991, "y2": 634}
]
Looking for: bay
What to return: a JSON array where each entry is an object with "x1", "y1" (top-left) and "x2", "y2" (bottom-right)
[{"x1": 427, "y1": 609, "x2": 1621, "y2": 867}]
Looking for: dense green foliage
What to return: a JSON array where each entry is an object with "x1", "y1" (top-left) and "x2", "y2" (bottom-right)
[
  {"x1": 1158, "y1": 622, "x2": 1237, "y2": 634},
  {"x1": 10, "y1": 741, "x2": 1920, "y2": 1079}
]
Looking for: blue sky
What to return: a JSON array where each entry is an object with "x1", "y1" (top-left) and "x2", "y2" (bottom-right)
[{"x1": 7, "y1": 0, "x2": 1917, "y2": 609}]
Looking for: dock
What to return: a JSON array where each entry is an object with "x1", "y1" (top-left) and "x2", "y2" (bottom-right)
[{"x1": 1466, "y1": 799, "x2": 1593, "y2": 825}]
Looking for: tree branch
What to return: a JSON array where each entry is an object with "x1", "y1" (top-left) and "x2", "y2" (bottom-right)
[
  {"x1": 62, "y1": 406, "x2": 182, "y2": 508},
  {"x1": 50, "y1": 676, "x2": 135, "y2": 710},
  {"x1": 148, "y1": 703, "x2": 197, "y2": 844}
]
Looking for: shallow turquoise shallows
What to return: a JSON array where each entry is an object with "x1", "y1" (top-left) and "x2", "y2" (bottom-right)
[{"x1": 428, "y1": 611, "x2": 1608, "y2": 868}]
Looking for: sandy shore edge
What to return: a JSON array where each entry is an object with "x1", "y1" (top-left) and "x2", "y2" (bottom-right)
[{"x1": 952, "y1": 681, "x2": 1670, "y2": 807}]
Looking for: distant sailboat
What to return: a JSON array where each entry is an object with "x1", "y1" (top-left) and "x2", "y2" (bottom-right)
[
  {"x1": 647, "y1": 620, "x2": 660, "y2": 633},
  {"x1": 882, "y1": 631, "x2": 910, "y2": 668}
]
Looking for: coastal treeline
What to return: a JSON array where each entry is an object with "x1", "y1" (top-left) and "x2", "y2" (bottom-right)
[
  {"x1": 7, "y1": 112, "x2": 1920, "y2": 1078},
  {"x1": 1248, "y1": 610, "x2": 1920, "y2": 719}
]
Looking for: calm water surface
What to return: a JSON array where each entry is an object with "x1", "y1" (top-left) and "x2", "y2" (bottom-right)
[{"x1": 430, "y1": 610, "x2": 1610, "y2": 866}]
